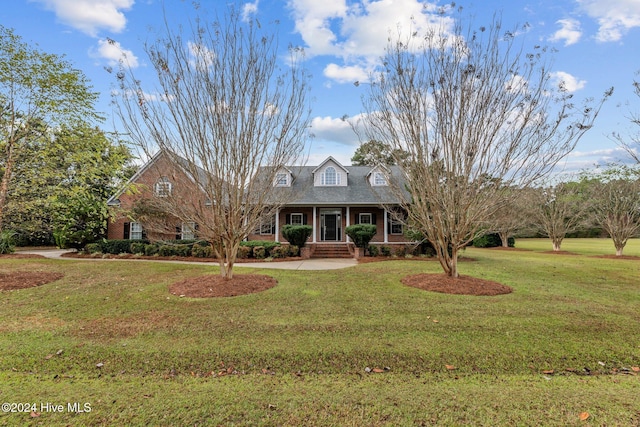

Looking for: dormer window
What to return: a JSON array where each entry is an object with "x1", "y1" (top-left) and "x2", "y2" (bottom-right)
[
  {"x1": 275, "y1": 172, "x2": 289, "y2": 187},
  {"x1": 154, "y1": 177, "x2": 172, "y2": 197},
  {"x1": 312, "y1": 157, "x2": 348, "y2": 187},
  {"x1": 322, "y1": 166, "x2": 340, "y2": 186},
  {"x1": 373, "y1": 172, "x2": 387, "y2": 186}
]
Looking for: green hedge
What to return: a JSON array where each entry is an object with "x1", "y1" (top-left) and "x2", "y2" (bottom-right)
[
  {"x1": 240, "y1": 240, "x2": 281, "y2": 251},
  {"x1": 93, "y1": 239, "x2": 288, "y2": 259},
  {"x1": 98, "y1": 239, "x2": 148, "y2": 254},
  {"x1": 472, "y1": 233, "x2": 515, "y2": 248}
]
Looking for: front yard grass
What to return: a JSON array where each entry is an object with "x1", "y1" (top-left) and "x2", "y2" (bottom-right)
[{"x1": 1, "y1": 238, "x2": 639, "y2": 426}]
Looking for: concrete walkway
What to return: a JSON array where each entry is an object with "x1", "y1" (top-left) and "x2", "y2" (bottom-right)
[{"x1": 16, "y1": 248, "x2": 358, "y2": 271}]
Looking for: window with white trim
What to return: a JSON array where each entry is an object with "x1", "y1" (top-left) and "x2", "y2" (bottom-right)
[
  {"x1": 258, "y1": 215, "x2": 276, "y2": 235},
  {"x1": 373, "y1": 172, "x2": 387, "y2": 186},
  {"x1": 130, "y1": 222, "x2": 143, "y2": 240},
  {"x1": 322, "y1": 166, "x2": 340, "y2": 186},
  {"x1": 359, "y1": 213, "x2": 373, "y2": 224},
  {"x1": 181, "y1": 222, "x2": 196, "y2": 240},
  {"x1": 275, "y1": 173, "x2": 289, "y2": 187},
  {"x1": 390, "y1": 220, "x2": 403, "y2": 234},
  {"x1": 290, "y1": 213, "x2": 303, "y2": 225},
  {"x1": 154, "y1": 177, "x2": 172, "y2": 197}
]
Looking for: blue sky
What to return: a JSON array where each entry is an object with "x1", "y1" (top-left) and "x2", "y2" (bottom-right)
[{"x1": 4, "y1": 0, "x2": 640, "y2": 169}]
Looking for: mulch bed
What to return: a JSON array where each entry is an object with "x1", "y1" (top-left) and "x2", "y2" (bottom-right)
[
  {"x1": 0, "y1": 271, "x2": 64, "y2": 291},
  {"x1": 169, "y1": 274, "x2": 277, "y2": 298},
  {"x1": 0, "y1": 254, "x2": 64, "y2": 291},
  {"x1": 402, "y1": 273, "x2": 513, "y2": 296}
]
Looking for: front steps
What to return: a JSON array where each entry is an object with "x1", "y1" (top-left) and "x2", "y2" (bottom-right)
[{"x1": 311, "y1": 243, "x2": 353, "y2": 258}]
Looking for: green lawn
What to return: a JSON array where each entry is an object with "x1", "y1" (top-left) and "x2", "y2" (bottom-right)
[{"x1": 1, "y1": 238, "x2": 639, "y2": 426}]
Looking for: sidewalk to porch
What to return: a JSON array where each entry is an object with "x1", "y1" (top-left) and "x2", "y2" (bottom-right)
[{"x1": 16, "y1": 248, "x2": 358, "y2": 271}]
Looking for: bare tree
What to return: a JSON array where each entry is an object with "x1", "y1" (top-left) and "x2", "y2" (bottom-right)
[
  {"x1": 613, "y1": 74, "x2": 640, "y2": 162},
  {"x1": 583, "y1": 165, "x2": 640, "y2": 256},
  {"x1": 114, "y1": 6, "x2": 310, "y2": 279},
  {"x1": 358, "y1": 12, "x2": 611, "y2": 278},
  {"x1": 484, "y1": 187, "x2": 533, "y2": 247},
  {"x1": 529, "y1": 181, "x2": 592, "y2": 251}
]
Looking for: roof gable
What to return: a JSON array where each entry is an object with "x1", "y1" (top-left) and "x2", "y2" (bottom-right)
[
  {"x1": 311, "y1": 156, "x2": 349, "y2": 175},
  {"x1": 107, "y1": 150, "x2": 166, "y2": 206}
]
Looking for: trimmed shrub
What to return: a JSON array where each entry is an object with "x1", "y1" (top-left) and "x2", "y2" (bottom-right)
[
  {"x1": 130, "y1": 242, "x2": 146, "y2": 255},
  {"x1": 270, "y1": 245, "x2": 289, "y2": 258},
  {"x1": 288, "y1": 245, "x2": 299, "y2": 257},
  {"x1": 368, "y1": 245, "x2": 379, "y2": 257},
  {"x1": 174, "y1": 244, "x2": 192, "y2": 257},
  {"x1": 144, "y1": 244, "x2": 159, "y2": 256},
  {"x1": 158, "y1": 245, "x2": 174, "y2": 256},
  {"x1": 237, "y1": 246, "x2": 251, "y2": 259},
  {"x1": 345, "y1": 224, "x2": 377, "y2": 249},
  {"x1": 393, "y1": 246, "x2": 406, "y2": 257},
  {"x1": 156, "y1": 244, "x2": 191, "y2": 257},
  {"x1": 101, "y1": 239, "x2": 147, "y2": 254},
  {"x1": 281, "y1": 225, "x2": 313, "y2": 247},
  {"x1": 253, "y1": 246, "x2": 266, "y2": 259},
  {"x1": 241, "y1": 240, "x2": 281, "y2": 253},
  {"x1": 380, "y1": 246, "x2": 391, "y2": 256},
  {"x1": 192, "y1": 244, "x2": 213, "y2": 258},
  {"x1": 84, "y1": 243, "x2": 101, "y2": 254}
]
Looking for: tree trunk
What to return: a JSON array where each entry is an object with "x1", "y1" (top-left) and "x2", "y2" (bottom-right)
[
  {"x1": 552, "y1": 237, "x2": 562, "y2": 252},
  {"x1": 499, "y1": 232, "x2": 509, "y2": 248},
  {"x1": 220, "y1": 240, "x2": 240, "y2": 280},
  {"x1": 615, "y1": 246, "x2": 624, "y2": 256},
  {"x1": 440, "y1": 247, "x2": 459, "y2": 278},
  {"x1": 0, "y1": 143, "x2": 15, "y2": 231}
]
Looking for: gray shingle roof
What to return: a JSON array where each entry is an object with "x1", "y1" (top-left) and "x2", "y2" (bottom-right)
[{"x1": 274, "y1": 165, "x2": 403, "y2": 206}]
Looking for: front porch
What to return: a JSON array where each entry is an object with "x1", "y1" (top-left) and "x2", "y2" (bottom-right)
[
  {"x1": 249, "y1": 205, "x2": 410, "y2": 258},
  {"x1": 256, "y1": 206, "x2": 407, "y2": 244}
]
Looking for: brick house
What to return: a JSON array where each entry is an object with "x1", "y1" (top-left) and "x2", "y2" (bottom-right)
[
  {"x1": 107, "y1": 152, "x2": 412, "y2": 257},
  {"x1": 107, "y1": 150, "x2": 206, "y2": 242}
]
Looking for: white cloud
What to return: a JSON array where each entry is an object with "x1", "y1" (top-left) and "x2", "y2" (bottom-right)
[
  {"x1": 287, "y1": 0, "x2": 348, "y2": 56},
  {"x1": 549, "y1": 18, "x2": 582, "y2": 45},
  {"x1": 188, "y1": 42, "x2": 216, "y2": 71},
  {"x1": 577, "y1": 0, "x2": 640, "y2": 42},
  {"x1": 287, "y1": 0, "x2": 454, "y2": 83},
  {"x1": 90, "y1": 38, "x2": 139, "y2": 68},
  {"x1": 310, "y1": 115, "x2": 359, "y2": 146},
  {"x1": 31, "y1": 0, "x2": 134, "y2": 37},
  {"x1": 242, "y1": 0, "x2": 259, "y2": 22},
  {"x1": 323, "y1": 63, "x2": 370, "y2": 84},
  {"x1": 550, "y1": 71, "x2": 587, "y2": 92},
  {"x1": 559, "y1": 146, "x2": 636, "y2": 172},
  {"x1": 505, "y1": 75, "x2": 529, "y2": 94}
]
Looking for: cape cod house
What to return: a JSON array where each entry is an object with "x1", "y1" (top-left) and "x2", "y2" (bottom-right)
[{"x1": 107, "y1": 151, "x2": 411, "y2": 258}]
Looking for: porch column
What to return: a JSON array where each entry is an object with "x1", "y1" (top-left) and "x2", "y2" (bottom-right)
[
  {"x1": 312, "y1": 206, "x2": 317, "y2": 243},
  {"x1": 274, "y1": 208, "x2": 280, "y2": 242},
  {"x1": 383, "y1": 209, "x2": 389, "y2": 243},
  {"x1": 345, "y1": 206, "x2": 350, "y2": 243}
]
